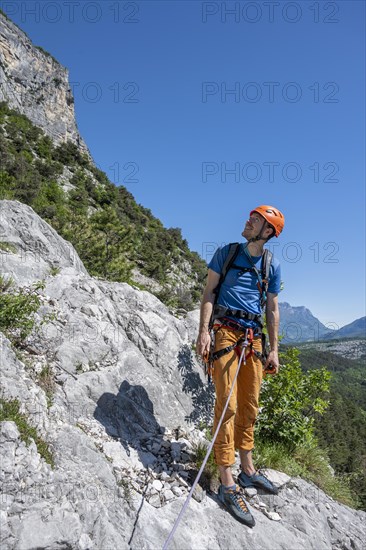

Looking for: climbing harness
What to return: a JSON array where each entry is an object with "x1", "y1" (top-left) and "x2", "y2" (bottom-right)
[
  {"x1": 162, "y1": 332, "x2": 252, "y2": 550},
  {"x1": 203, "y1": 321, "x2": 265, "y2": 383}
]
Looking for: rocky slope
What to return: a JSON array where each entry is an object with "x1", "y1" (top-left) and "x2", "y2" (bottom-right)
[
  {"x1": 0, "y1": 11, "x2": 90, "y2": 157},
  {"x1": 1, "y1": 200, "x2": 365, "y2": 549},
  {"x1": 298, "y1": 339, "x2": 366, "y2": 361}
]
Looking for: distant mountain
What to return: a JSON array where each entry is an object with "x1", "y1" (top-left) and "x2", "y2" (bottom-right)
[
  {"x1": 323, "y1": 316, "x2": 366, "y2": 340},
  {"x1": 279, "y1": 302, "x2": 335, "y2": 343},
  {"x1": 279, "y1": 303, "x2": 365, "y2": 343}
]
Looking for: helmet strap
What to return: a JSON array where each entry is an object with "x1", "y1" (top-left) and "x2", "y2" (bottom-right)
[{"x1": 247, "y1": 220, "x2": 267, "y2": 243}]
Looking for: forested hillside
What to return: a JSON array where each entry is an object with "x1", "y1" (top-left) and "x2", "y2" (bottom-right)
[
  {"x1": 295, "y1": 344, "x2": 366, "y2": 508},
  {"x1": 0, "y1": 102, "x2": 207, "y2": 309}
]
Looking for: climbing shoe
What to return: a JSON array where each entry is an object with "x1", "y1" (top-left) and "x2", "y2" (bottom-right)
[
  {"x1": 238, "y1": 470, "x2": 278, "y2": 495},
  {"x1": 217, "y1": 484, "x2": 255, "y2": 527}
]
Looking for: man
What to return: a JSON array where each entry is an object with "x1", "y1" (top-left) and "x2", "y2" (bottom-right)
[{"x1": 196, "y1": 205, "x2": 284, "y2": 527}]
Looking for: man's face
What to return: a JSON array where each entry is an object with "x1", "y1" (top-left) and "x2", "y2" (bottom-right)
[{"x1": 242, "y1": 213, "x2": 272, "y2": 240}]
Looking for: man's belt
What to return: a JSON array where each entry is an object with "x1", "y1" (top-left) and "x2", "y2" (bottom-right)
[
  {"x1": 212, "y1": 304, "x2": 263, "y2": 328},
  {"x1": 214, "y1": 317, "x2": 262, "y2": 335}
]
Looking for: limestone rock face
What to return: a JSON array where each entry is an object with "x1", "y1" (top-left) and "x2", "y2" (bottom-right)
[
  {"x1": 1, "y1": 204, "x2": 365, "y2": 549},
  {"x1": 0, "y1": 200, "x2": 88, "y2": 285},
  {"x1": 0, "y1": 12, "x2": 90, "y2": 156}
]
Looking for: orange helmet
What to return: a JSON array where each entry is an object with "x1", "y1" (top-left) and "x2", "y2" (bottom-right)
[{"x1": 250, "y1": 205, "x2": 285, "y2": 237}]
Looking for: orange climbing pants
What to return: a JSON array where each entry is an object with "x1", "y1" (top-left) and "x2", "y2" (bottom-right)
[{"x1": 212, "y1": 326, "x2": 263, "y2": 466}]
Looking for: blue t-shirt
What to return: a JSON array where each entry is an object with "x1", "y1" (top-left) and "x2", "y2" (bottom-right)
[{"x1": 208, "y1": 243, "x2": 281, "y2": 328}]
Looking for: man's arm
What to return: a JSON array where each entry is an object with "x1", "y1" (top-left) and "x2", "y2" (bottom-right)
[
  {"x1": 196, "y1": 269, "x2": 220, "y2": 358},
  {"x1": 264, "y1": 292, "x2": 280, "y2": 373}
]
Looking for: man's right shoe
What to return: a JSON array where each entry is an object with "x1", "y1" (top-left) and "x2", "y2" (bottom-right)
[
  {"x1": 238, "y1": 469, "x2": 279, "y2": 495},
  {"x1": 217, "y1": 484, "x2": 255, "y2": 527}
]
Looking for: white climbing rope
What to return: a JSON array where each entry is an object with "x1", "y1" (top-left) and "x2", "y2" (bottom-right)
[{"x1": 162, "y1": 342, "x2": 248, "y2": 550}]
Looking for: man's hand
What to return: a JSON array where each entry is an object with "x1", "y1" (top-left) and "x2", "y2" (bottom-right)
[
  {"x1": 264, "y1": 350, "x2": 280, "y2": 375},
  {"x1": 196, "y1": 331, "x2": 211, "y2": 360}
]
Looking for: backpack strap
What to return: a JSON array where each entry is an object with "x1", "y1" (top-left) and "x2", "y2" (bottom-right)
[
  {"x1": 242, "y1": 245, "x2": 273, "y2": 308},
  {"x1": 260, "y1": 249, "x2": 273, "y2": 308},
  {"x1": 209, "y1": 243, "x2": 240, "y2": 329},
  {"x1": 212, "y1": 242, "x2": 241, "y2": 299}
]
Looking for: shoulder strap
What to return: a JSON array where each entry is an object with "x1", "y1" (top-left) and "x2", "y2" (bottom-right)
[
  {"x1": 243, "y1": 245, "x2": 273, "y2": 307},
  {"x1": 260, "y1": 249, "x2": 273, "y2": 307},
  {"x1": 262, "y1": 249, "x2": 273, "y2": 282},
  {"x1": 209, "y1": 243, "x2": 241, "y2": 330},
  {"x1": 213, "y1": 242, "x2": 241, "y2": 299}
]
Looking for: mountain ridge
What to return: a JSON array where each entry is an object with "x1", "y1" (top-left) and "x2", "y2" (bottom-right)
[{"x1": 278, "y1": 302, "x2": 365, "y2": 343}]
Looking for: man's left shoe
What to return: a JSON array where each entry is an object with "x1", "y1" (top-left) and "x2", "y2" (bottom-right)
[{"x1": 237, "y1": 470, "x2": 278, "y2": 495}]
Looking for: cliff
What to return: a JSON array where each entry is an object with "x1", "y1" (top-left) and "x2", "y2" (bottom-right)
[{"x1": 0, "y1": 11, "x2": 90, "y2": 157}]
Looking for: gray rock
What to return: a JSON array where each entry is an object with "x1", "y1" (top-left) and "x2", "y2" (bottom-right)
[
  {"x1": 0, "y1": 14, "x2": 90, "y2": 156},
  {"x1": 192, "y1": 484, "x2": 206, "y2": 503},
  {"x1": 172, "y1": 486, "x2": 183, "y2": 498},
  {"x1": 0, "y1": 198, "x2": 365, "y2": 550},
  {"x1": 245, "y1": 487, "x2": 258, "y2": 498},
  {"x1": 163, "y1": 489, "x2": 174, "y2": 501},
  {"x1": 0, "y1": 201, "x2": 88, "y2": 286},
  {"x1": 177, "y1": 476, "x2": 189, "y2": 488},
  {"x1": 160, "y1": 471, "x2": 170, "y2": 482},
  {"x1": 148, "y1": 494, "x2": 161, "y2": 508},
  {"x1": 264, "y1": 511, "x2": 282, "y2": 521},
  {"x1": 260, "y1": 468, "x2": 291, "y2": 489},
  {"x1": 170, "y1": 441, "x2": 181, "y2": 461},
  {"x1": 152, "y1": 479, "x2": 163, "y2": 492},
  {"x1": 180, "y1": 451, "x2": 191, "y2": 463},
  {"x1": 1, "y1": 422, "x2": 20, "y2": 442},
  {"x1": 79, "y1": 533, "x2": 94, "y2": 550}
]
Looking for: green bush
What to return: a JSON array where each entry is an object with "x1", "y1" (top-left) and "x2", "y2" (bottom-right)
[
  {"x1": 0, "y1": 281, "x2": 43, "y2": 344},
  {"x1": 257, "y1": 347, "x2": 331, "y2": 448},
  {"x1": 35, "y1": 135, "x2": 53, "y2": 159},
  {"x1": 0, "y1": 170, "x2": 16, "y2": 199}
]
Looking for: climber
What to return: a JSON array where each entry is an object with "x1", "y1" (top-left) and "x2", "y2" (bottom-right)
[{"x1": 196, "y1": 205, "x2": 285, "y2": 527}]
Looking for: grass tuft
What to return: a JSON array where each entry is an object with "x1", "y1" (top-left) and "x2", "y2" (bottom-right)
[
  {"x1": 0, "y1": 241, "x2": 17, "y2": 253},
  {"x1": 37, "y1": 366, "x2": 55, "y2": 408},
  {"x1": 0, "y1": 397, "x2": 54, "y2": 468},
  {"x1": 191, "y1": 440, "x2": 219, "y2": 491},
  {"x1": 254, "y1": 437, "x2": 360, "y2": 508}
]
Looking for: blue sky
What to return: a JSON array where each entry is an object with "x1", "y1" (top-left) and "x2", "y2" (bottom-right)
[{"x1": 3, "y1": 0, "x2": 365, "y2": 328}]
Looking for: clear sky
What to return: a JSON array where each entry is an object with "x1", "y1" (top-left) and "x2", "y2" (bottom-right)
[{"x1": 3, "y1": 0, "x2": 365, "y2": 328}]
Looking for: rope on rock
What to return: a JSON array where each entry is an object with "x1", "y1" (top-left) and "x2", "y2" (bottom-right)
[{"x1": 162, "y1": 343, "x2": 247, "y2": 550}]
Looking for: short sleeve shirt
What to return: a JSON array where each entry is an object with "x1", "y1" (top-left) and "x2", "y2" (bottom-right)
[{"x1": 208, "y1": 243, "x2": 281, "y2": 328}]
